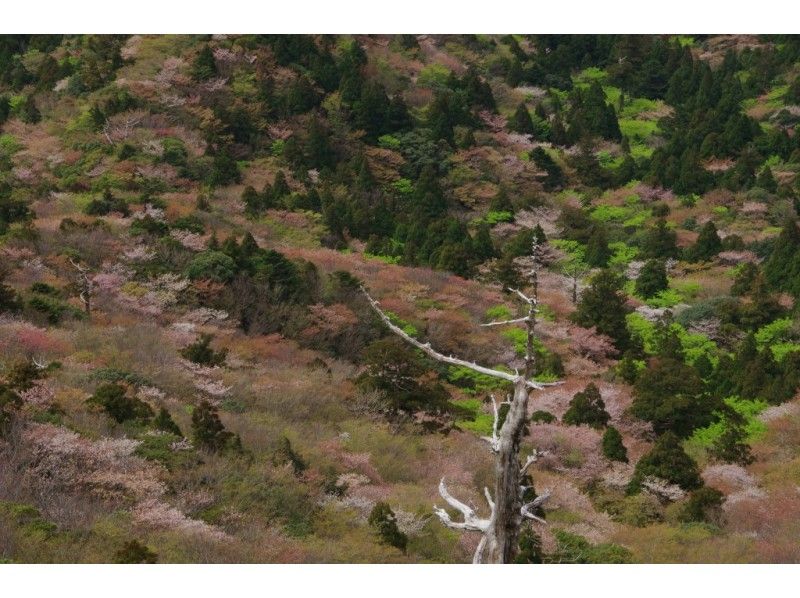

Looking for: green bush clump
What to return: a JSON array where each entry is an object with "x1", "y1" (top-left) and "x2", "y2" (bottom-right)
[
  {"x1": 87, "y1": 383, "x2": 154, "y2": 424},
  {"x1": 114, "y1": 540, "x2": 158, "y2": 564},
  {"x1": 180, "y1": 333, "x2": 228, "y2": 366},
  {"x1": 0, "y1": 502, "x2": 57, "y2": 537},
  {"x1": 171, "y1": 214, "x2": 205, "y2": 234},
  {"x1": 134, "y1": 431, "x2": 199, "y2": 470},
  {"x1": 272, "y1": 435, "x2": 307, "y2": 476},
  {"x1": 89, "y1": 367, "x2": 152, "y2": 387},
  {"x1": 27, "y1": 294, "x2": 83, "y2": 324},
  {"x1": 83, "y1": 189, "x2": 130, "y2": 217},
  {"x1": 677, "y1": 487, "x2": 725, "y2": 525},
  {"x1": 589, "y1": 488, "x2": 663, "y2": 527},
  {"x1": 191, "y1": 400, "x2": 242, "y2": 453},
  {"x1": 530, "y1": 410, "x2": 556, "y2": 424},
  {"x1": 130, "y1": 215, "x2": 169, "y2": 236},
  {"x1": 547, "y1": 530, "x2": 632, "y2": 563},
  {"x1": 368, "y1": 502, "x2": 408, "y2": 553},
  {"x1": 184, "y1": 251, "x2": 237, "y2": 283}
]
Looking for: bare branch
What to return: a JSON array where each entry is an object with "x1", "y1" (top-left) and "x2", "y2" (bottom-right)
[
  {"x1": 362, "y1": 286, "x2": 556, "y2": 390},
  {"x1": 520, "y1": 490, "x2": 551, "y2": 524},
  {"x1": 481, "y1": 395, "x2": 500, "y2": 452},
  {"x1": 32, "y1": 357, "x2": 48, "y2": 370},
  {"x1": 483, "y1": 487, "x2": 495, "y2": 511},
  {"x1": 69, "y1": 258, "x2": 88, "y2": 273},
  {"x1": 507, "y1": 287, "x2": 536, "y2": 305},
  {"x1": 520, "y1": 449, "x2": 549, "y2": 475},
  {"x1": 433, "y1": 478, "x2": 491, "y2": 533},
  {"x1": 362, "y1": 287, "x2": 530, "y2": 385},
  {"x1": 481, "y1": 316, "x2": 530, "y2": 327},
  {"x1": 472, "y1": 535, "x2": 488, "y2": 564}
]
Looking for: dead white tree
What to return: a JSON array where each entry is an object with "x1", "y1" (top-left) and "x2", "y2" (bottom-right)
[
  {"x1": 362, "y1": 239, "x2": 559, "y2": 563},
  {"x1": 69, "y1": 258, "x2": 93, "y2": 317}
]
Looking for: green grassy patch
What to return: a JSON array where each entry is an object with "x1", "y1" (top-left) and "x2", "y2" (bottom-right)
[
  {"x1": 454, "y1": 398, "x2": 493, "y2": 436},
  {"x1": 619, "y1": 118, "x2": 659, "y2": 141},
  {"x1": 609, "y1": 241, "x2": 639, "y2": 266},
  {"x1": 688, "y1": 397, "x2": 769, "y2": 449}
]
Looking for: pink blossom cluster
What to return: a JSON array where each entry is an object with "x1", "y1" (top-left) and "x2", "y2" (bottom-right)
[
  {"x1": 717, "y1": 250, "x2": 759, "y2": 265},
  {"x1": 132, "y1": 498, "x2": 230, "y2": 542},
  {"x1": 18, "y1": 380, "x2": 55, "y2": 409},
  {"x1": 170, "y1": 229, "x2": 207, "y2": 251}
]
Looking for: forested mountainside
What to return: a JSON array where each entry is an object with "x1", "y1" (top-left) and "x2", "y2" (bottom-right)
[{"x1": 1, "y1": 34, "x2": 800, "y2": 563}]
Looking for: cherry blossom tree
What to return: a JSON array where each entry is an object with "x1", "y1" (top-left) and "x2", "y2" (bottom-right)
[{"x1": 361, "y1": 239, "x2": 561, "y2": 563}]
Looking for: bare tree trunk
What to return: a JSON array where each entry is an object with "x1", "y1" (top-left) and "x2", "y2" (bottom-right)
[{"x1": 485, "y1": 377, "x2": 527, "y2": 562}]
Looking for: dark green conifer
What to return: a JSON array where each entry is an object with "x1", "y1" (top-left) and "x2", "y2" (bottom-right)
[
  {"x1": 562, "y1": 383, "x2": 610, "y2": 429},
  {"x1": 572, "y1": 270, "x2": 631, "y2": 351},
  {"x1": 508, "y1": 103, "x2": 535, "y2": 135},
  {"x1": 585, "y1": 227, "x2": 611, "y2": 267},
  {"x1": 191, "y1": 45, "x2": 217, "y2": 81},
  {"x1": 635, "y1": 259, "x2": 668, "y2": 298},
  {"x1": 628, "y1": 431, "x2": 703, "y2": 494},
  {"x1": 602, "y1": 426, "x2": 628, "y2": 462}
]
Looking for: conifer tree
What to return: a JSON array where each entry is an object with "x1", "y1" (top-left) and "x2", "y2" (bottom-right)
[
  {"x1": 785, "y1": 77, "x2": 800, "y2": 104},
  {"x1": 495, "y1": 253, "x2": 523, "y2": 289},
  {"x1": 368, "y1": 502, "x2": 408, "y2": 553},
  {"x1": 191, "y1": 400, "x2": 240, "y2": 453},
  {"x1": 602, "y1": 426, "x2": 628, "y2": 462},
  {"x1": 628, "y1": 431, "x2": 703, "y2": 494},
  {"x1": 387, "y1": 94, "x2": 412, "y2": 132},
  {"x1": 763, "y1": 217, "x2": 800, "y2": 297},
  {"x1": 272, "y1": 170, "x2": 290, "y2": 204},
  {"x1": 19, "y1": 95, "x2": 40, "y2": 124},
  {"x1": 631, "y1": 357, "x2": 713, "y2": 437},
  {"x1": 562, "y1": 383, "x2": 610, "y2": 429},
  {"x1": 489, "y1": 187, "x2": 514, "y2": 214},
  {"x1": 641, "y1": 218, "x2": 679, "y2": 259},
  {"x1": 530, "y1": 147, "x2": 565, "y2": 191},
  {"x1": 585, "y1": 227, "x2": 611, "y2": 267},
  {"x1": 242, "y1": 185, "x2": 262, "y2": 216},
  {"x1": 708, "y1": 414, "x2": 754, "y2": 466},
  {"x1": 0, "y1": 270, "x2": 21, "y2": 313},
  {"x1": 154, "y1": 407, "x2": 182, "y2": 437},
  {"x1": 756, "y1": 166, "x2": 778, "y2": 193},
  {"x1": 731, "y1": 262, "x2": 759, "y2": 296},
  {"x1": 355, "y1": 80, "x2": 391, "y2": 140},
  {"x1": 505, "y1": 57, "x2": 523, "y2": 87},
  {"x1": 572, "y1": 269, "x2": 631, "y2": 351},
  {"x1": 635, "y1": 258, "x2": 668, "y2": 298},
  {"x1": 687, "y1": 220, "x2": 722, "y2": 262},
  {"x1": 305, "y1": 116, "x2": 336, "y2": 170},
  {"x1": 191, "y1": 45, "x2": 217, "y2": 81},
  {"x1": 678, "y1": 487, "x2": 724, "y2": 524},
  {"x1": 508, "y1": 103, "x2": 535, "y2": 136},
  {"x1": 472, "y1": 223, "x2": 496, "y2": 261},
  {"x1": 513, "y1": 529, "x2": 544, "y2": 564}
]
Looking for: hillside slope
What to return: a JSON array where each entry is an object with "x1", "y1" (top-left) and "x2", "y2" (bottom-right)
[{"x1": 1, "y1": 34, "x2": 799, "y2": 563}]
